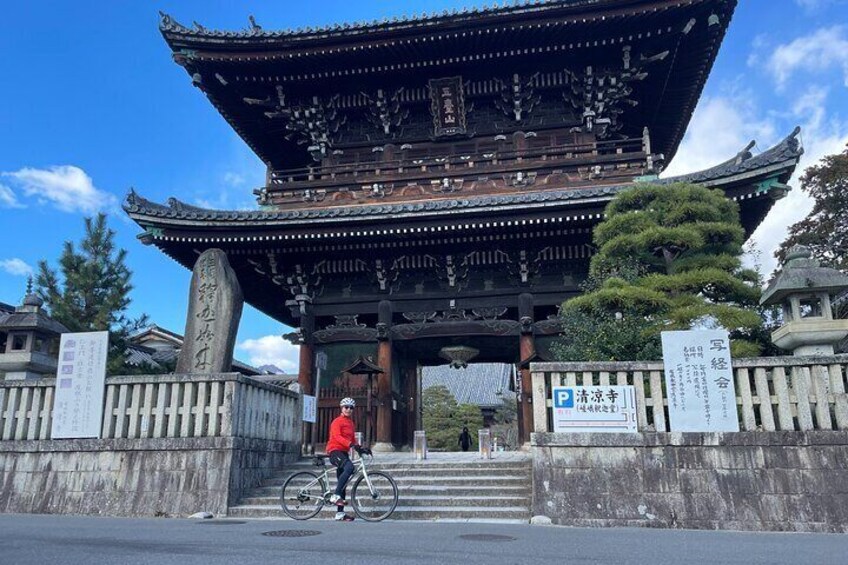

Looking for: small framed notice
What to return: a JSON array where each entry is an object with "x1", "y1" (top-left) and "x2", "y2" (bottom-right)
[
  {"x1": 661, "y1": 330, "x2": 739, "y2": 432},
  {"x1": 51, "y1": 331, "x2": 109, "y2": 439},
  {"x1": 302, "y1": 394, "x2": 317, "y2": 424}
]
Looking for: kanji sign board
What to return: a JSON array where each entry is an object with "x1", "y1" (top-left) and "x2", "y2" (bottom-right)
[
  {"x1": 51, "y1": 331, "x2": 109, "y2": 439},
  {"x1": 661, "y1": 330, "x2": 740, "y2": 432},
  {"x1": 551, "y1": 386, "x2": 637, "y2": 433}
]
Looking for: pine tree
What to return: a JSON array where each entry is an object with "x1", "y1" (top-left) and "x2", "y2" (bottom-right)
[
  {"x1": 422, "y1": 384, "x2": 484, "y2": 450},
  {"x1": 557, "y1": 183, "x2": 762, "y2": 360},
  {"x1": 36, "y1": 213, "x2": 148, "y2": 374}
]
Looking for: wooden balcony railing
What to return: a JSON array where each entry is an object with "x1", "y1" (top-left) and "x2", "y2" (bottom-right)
[{"x1": 264, "y1": 135, "x2": 655, "y2": 203}]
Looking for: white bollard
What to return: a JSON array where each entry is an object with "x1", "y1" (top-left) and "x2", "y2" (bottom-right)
[
  {"x1": 478, "y1": 429, "x2": 491, "y2": 459},
  {"x1": 414, "y1": 430, "x2": 428, "y2": 460}
]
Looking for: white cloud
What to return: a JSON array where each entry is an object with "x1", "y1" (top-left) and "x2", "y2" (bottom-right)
[
  {"x1": 762, "y1": 26, "x2": 848, "y2": 89},
  {"x1": 237, "y1": 335, "x2": 300, "y2": 372},
  {"x1": 2, "y1": 165, "x2": 117, "y2": 214},
  {"x1": 223, "y1": 172, "x2": 246, "y2": 187},
  {"x1": 748, "y1": 86, "x2": 848, "y2": 276},
  {"x1": 0, "y1": 184, "x2": 24, "y2": 208},
  {"x1": 662, "y1": 93, "x2": 777, "y2": 177},
  {"x1": 0, "y1": 258, "x2": 34, "y2": 277},
  {"x1": 794, "y1": 0, "x2": 839, "y2": 12}
]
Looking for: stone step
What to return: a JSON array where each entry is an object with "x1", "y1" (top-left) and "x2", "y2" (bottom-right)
[
  {"x1": 227, "y1": 504, "x2": 531, "y2": 521},
  {"x1": 250, "y1": 484, "x2": 531, "y2": 497},
  {"x1": 233, "y1": 457, "x2": 532, "y2": 523},
  {"x1": 262, "y1": 474, "x2": 529, "y2": 487},
  {"x1": 240, "y1": 494, "x2": 530, "y2": 508},
  {"x1": 273, "y1": 466, "x2": 531, "y2": 478}
]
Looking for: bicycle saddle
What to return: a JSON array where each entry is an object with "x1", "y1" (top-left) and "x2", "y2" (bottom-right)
[{"x1": 313, "y1": 456, "x2": 327, "y2": 466}]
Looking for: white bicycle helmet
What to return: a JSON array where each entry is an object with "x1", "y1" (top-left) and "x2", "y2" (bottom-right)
[{"x1": 340, "y1": 397, "x2": 356, "y2": 408}]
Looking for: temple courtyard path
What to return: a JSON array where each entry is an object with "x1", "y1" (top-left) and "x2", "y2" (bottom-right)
[{"x1": 1, "y1": 513, "x2": 847, "y2": 565}]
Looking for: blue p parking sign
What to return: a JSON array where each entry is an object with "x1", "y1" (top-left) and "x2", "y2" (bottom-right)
[{"x1": 554, "y1": 388, "x2": 574, "y2": 408}]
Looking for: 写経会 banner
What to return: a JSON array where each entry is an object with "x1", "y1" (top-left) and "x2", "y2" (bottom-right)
[{"x1": 661, "y1": 330, "x2": 739, "y2": 432}]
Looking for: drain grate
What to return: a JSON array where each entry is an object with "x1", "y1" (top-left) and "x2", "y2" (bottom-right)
[
  {"x1": 196, "y1": 520, "x2": 247, "y2": 525},
  {"x1": 262, "y1": 530, "x2": 322, "y2": 538},
  {"x1": 458, "y1": 534, "x2": 516, "y2": 542}
]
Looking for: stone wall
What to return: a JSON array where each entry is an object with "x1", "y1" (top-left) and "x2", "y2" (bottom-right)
[
  {"x1": 532, "y1": 431, "x2": 848, "y2": 532},
  {"x1": 0, "y1": 437, "x2": 300, "y2": 517}
]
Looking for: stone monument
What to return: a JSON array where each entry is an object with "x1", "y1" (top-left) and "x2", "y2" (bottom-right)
[{"x1": 176, "y1": 249, "x2": 243, "y2": 373}]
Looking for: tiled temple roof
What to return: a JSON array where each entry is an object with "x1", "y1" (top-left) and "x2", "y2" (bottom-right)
[
  {"x1": 657, "y1": 126, "x2": 803, "y2": 186},
  {"x1": 123, "y1": 128, "x2": 803, "y2": 226},
  {"x1": 423, "y1": 363, "x2": 513, "y2": 408},
  {"x1": 159, "y1": 1, "x2": 626, "y2": 43}
]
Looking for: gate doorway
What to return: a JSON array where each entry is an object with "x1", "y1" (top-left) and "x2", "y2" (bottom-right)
[{"x1": 421, "y1": 363, "x2": 519, "y2": 452}]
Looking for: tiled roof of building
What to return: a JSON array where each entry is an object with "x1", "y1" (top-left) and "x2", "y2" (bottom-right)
[
  {"x1": 423, "y1": 363, "x2": 513, "y2": 408},
  {"x1": 160, "y1": 1, "x2": 655, "y2": 43}
]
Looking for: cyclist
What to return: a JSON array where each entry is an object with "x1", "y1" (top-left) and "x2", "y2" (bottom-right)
[{"x1": 326, "y1": 397, "x2": 371, "y2": 521}]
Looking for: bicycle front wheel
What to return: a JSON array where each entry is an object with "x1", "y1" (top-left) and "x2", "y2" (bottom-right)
[
  {"x1": 281, "y1": 471, "x2": 324, "y2": 520},
  {"x1": 351, "y1": 471, "x2": 398, "y2": 522}
]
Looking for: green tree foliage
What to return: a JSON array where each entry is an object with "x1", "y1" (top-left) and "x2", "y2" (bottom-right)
[
  {"x1": 422, "y1": 385, "x2": 484, "y2": 450},
  {"x1": 36, "y1": 213, "x2": 148, "y2": 374},
  {"x1": 777, "y1": 145, "x2": 848, "y2": 272},
  {"x1": 556, "y1": 183, "x2": 762, "y2": 360}
]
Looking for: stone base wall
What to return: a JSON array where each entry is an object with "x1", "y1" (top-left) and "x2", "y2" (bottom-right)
[
  {"x1": 0, "y1": 437, "x2": 300, "y2": 518},
  {"x1": 532, "y1": 431, "x2": 848, "y2": 533}
]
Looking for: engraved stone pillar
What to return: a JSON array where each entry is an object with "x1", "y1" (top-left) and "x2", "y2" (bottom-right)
[{"x1": 176, "y1": 249, "x2": 243, "y2": 374}]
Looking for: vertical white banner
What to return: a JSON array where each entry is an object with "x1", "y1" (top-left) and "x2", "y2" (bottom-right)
[
  {"x1": 661, "y1": 330, "x2": 739, "y2": 432},
  {"x1": 51, "y1": 331, "x2": 109, "y2": 439}
]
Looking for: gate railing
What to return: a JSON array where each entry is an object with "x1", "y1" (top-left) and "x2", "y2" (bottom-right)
[
  {"x1": 0, "y1": 373, "x2": 300, "y2": 442},
  {"x1": 531, "y1": 355, "x2": 848, "y2": 433}
]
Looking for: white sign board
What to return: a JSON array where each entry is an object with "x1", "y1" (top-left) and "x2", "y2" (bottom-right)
[
  {"x1": 551, "y1": 386, "x2": 638, "y2": 433},
  {"x1": 315, "y1": 351, "x2": 328, "y2": 370},
  {"x1": 661, "y1": 330, "x2": 739, "y2": 432},
  {"x1": 302, "y1": 394, "x2": 317, "y2": 423},
  {"x1": 51, "y1": 331, "x2": 109, "y2": 439}
]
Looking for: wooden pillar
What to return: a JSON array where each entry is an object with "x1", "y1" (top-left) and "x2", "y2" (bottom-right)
[
  {"x1": 375, "y1": 300, "x2": 394, "y2": 449},
  {"x1": 518, "y1": 293, "x2": 535, "y2": 446},
  {"x1": 296, "y1": 311, "x2": 315, "y2": 454}
]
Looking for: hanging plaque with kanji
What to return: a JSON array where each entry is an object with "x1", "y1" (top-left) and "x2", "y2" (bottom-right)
[{"x1": 429, "y1": 76, "x2": 467, "y2": 137}]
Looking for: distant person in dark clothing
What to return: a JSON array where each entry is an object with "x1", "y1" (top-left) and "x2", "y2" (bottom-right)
[{"x1": 459, "y1": 426, "x2": 472, "y2": 451}]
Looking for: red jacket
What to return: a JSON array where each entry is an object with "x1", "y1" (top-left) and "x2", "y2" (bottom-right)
[{"x1": 326, "y1": 414, "x2": 356, "y2": 454}]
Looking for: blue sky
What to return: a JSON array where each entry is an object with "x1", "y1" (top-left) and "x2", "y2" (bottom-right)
[{"x1": 2, "y1": 0, "x2": 847, "y2": 371}]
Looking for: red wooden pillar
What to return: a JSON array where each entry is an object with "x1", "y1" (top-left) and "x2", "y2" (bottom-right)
[
  {"x1": 519, "y1": 335, "x2": 535, "y2": 445},
  {"x1": 518, "y1": 293, "x2": 535, "y2": 446},
  {"x1": 375, "y1": 300, "x2": 394, "y2": 449},
  {"x1": 296, "y1": 311, "x2": 315, "y2": 453}
]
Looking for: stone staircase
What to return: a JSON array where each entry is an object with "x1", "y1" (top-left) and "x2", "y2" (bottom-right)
[{"x1": 228, "y1": 453, "x2": 532, "y2": 523}]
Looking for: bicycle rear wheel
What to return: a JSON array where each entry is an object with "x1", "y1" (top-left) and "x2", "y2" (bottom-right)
[
  {"x1": 351, "y1": 471, "x2": 398, "y2": 522},
  {"x1": 281, "y1": 471, "x2": 324, "y2": 520}
]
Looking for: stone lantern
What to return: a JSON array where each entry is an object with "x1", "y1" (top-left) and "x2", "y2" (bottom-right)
[
  {"x1": 0, "y1": 283, "x2": 69, "y2": 380},
  {"x1": 760, "y1": 245, "x2": 848, "y2": 356}
]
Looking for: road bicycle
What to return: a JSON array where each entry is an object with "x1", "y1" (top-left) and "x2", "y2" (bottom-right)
[{"x1": 281, "y1": 454, "x2": 399, "y2": 522}]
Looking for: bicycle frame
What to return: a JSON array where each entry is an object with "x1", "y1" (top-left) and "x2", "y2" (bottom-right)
[{"x1": 310, "y1": 455, "x2": 372, "y2": 500}]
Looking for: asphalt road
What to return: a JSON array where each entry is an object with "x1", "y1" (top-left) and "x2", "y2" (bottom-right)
[{"x1": 1, "y1": 514, "x2": 847, "y2": 565}]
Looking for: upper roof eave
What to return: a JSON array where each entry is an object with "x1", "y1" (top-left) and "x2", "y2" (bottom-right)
[
  {"x1": 159, "y1": 0, "x2": 701, "y2": 51},
  {"x1": 122, "y1": 127, "x2": 803, "y2": 231}
]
